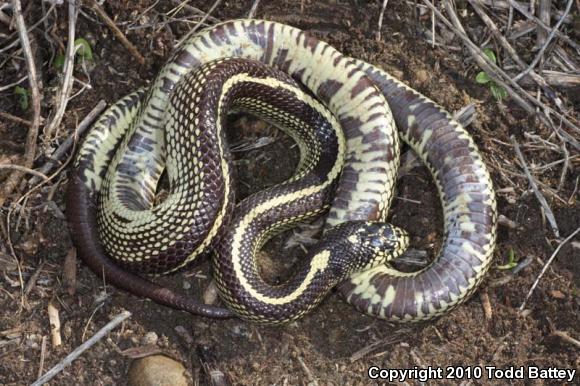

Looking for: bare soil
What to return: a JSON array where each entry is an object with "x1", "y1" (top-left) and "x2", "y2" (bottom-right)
[{"x1": 0, "y1": 1, "x2": 578, "y2": 385}]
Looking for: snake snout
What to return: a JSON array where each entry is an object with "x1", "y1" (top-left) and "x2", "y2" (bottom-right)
[{"x1": 364, "y1": 223, "x2": 409, "y2": 254}]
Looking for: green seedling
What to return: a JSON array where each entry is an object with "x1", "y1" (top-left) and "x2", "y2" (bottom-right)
[
  {"x1": 53, "y1": 37, "x2": 94, "y2": 71},
  {"x1": 475, "y1": 49, "x2": 508, "y2": 101},
  {"x1": 74, "y1": 38, "x2": 93, "y2": 61},
  {"x1": 54, "y1": 53, "x2": 65, "y2": 71},
  {"x1": 14, "y1": 85, "x2": 29, "y2": 111},
  {"x1": 497, "y1": 248, "x2": 518, "y2": 270}
]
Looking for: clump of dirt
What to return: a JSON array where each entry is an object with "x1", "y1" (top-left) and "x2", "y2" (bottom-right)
[{"x1": 0, "y1": 1, "x2": 577, "y2": 385}]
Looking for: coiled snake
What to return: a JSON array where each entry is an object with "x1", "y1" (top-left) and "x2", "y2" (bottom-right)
[{"x1": 66, "y1": 19, "x2": 497, "y2": 324}]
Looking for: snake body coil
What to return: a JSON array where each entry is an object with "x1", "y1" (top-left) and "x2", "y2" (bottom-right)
[{"x1": 66, "y1": 19, "x2": 497, "y2": 323}]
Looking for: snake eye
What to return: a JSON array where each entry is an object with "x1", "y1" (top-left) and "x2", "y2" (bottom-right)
[{"x1": 369, "y1": 237, "x2": 384, "y2": 249}]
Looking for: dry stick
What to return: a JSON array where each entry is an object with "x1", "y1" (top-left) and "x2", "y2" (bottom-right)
[
  {"x1": 520, "y1": 71, "x2": 580, "y2": 88},
  {"x1": 37, "y1": 335, "x2": 47, "y2": 379},
  {"x1": 537, "y1": 0, "x2": 551, "y2": 46},
  {"x1": 247, "y1": 0, "x2": 260, "y2": 18},
  {"x1": 428, "y1": 1, "x2": 580, "y2": 149},
  {"x1": 4, "y1": 107, "x2": 91, "y2": 311},
  {"x1": 480, "y1": 290, "x2": 493, "y2": 320},
  {"x1": 23, "y1": 261, "x2": 45, "y2": 297},
  {"x1": 0, "y1": 1, "x2": 41, "y2": 208},
  {"x1": 31, "y1": 310, "x2": 132, "y2": 386},
  {"x1": 87, "y1": 0, "x2": 145, "y2": 65},
  {"x1": 510, "y1": 135, "x2": 560, "y2": 238},
  {"x1": 47, "y1": 301, "x2": 61, "y2": 347},
  {"x1": 506, "y1": 0, "x2": 580, "y2": 52},
  {"x1": 28, "y1": 99, "x2": 107, "y2": 186},
  {"x1": 176, "y1": 0, "x2": 222, "y2": 47},
  {"x1": 551, "y1": 330, "x2": 580, "y2": 349},
  {"x1": 512, "y1": 0, "x2": 574, "y2": 82},
  {"x1": 349, "y1": 334, "x2": 406, "y2": 363},
  {"x1": 43, "y1": 0, "x2": 78, "y2": 143},
  {"x1": 297, "y1": 356, "x2": 319, "y2": 386},
  {"x1": 169, "y1": 0, "x2": 220, "y2": 23},
  {"x1": 196, "y1": 345, "x2": 232, "y2": 386},
  {"x1": 557, "y1": 139, "x2": 569, "y2": 191},
  {"x1": 519, "y1": 227, "x2": 580, "y2": 311},
  {"x1": 0, "y1": 3, "x2": 56, "y2": 55},
  {"x1": 0, "y1": 8, "x2": 10, "y2": 25},
  {"x1": 376, "y1": 0, "x2": 389, "y2": 41},
  {"x1": 0, "y1": 164, "x2": 48, "y2": 181},
  {"x1": 505, "y1": 0, "x2": 514, "y2": 35},
  {"x1": 0, "y1": 74, "x2": 28, "y2": 91},
  {"x1": 0, "y1": 111, "x2": 32, "y2": 127},
  {"x1": 468, "y1": 0, "x2": 555, "y2": 95},
  {"x1": 431, "y1": 5, "x2": 435, "y2": 48},
  {"x1": 432, "y1": 1, "x2": 538, "y2": 111}
]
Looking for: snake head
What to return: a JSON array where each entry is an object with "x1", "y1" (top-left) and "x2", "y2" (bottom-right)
[{"x1": 321, "y1": 221, "x2": 409, "y2": 279}]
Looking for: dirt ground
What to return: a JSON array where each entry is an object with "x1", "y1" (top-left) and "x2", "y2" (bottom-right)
[{"x1": 0, "y1": 1, "x2": 578, "y2": 385}]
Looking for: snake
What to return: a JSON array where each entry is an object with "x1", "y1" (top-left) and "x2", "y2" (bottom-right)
[{"x1": 66, "y1": 19, "x2": 497, "y2": 324}]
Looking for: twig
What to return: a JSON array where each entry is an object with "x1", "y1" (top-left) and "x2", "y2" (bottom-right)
[
  {"x1": 468, "y1": 0, "x2": 555, "y2": 96},
  {"x1": 480, "y1": 290, "x2": 493, "y2": 320},
  {"x1": 0, "y1": 111, "x2": 32, "y2": 127},
  {"x1": 63, "y1": 248, "x2": 77, "y2": 296},
  {"x1": 0, "y1": 3, "x2": 56, "y2": 55},
  {"x1": 498, "y1": 214, "x2": 518, "y2": 229},
  {"x1": 0, "y1": 164, "x2": 49, "y2": 181},
  {"x1": 551, "y1": 330, "x2": 580, "y2": 349},
  {"x1": 519, "y1": 227, "x2": 580, "y2": 311},
  {"x1": 510, "y1": 136, "x2": 560, "y2": 238},
  {"x1": 453, "y1": 104, "x2": 477, "y2": 127},
  {"x1": 0, "y1": 0, "x2": 42, "y2": 208},
  {"x1": 47, "y1": 301, "x2": 62, "y2": 347},
  {"x1": 169, "y1": 0, "x2": 220, "y2": 23},
  {"x1": 505, "y1": 0, "x2": 514, "y2": 35},
  {"x1": 23, "y1": 261, "x2": 45, "y2": 297},
  {"x1": 510, "y1": 0, "x2": 580, "y2": 52},
  {"x1": 0, "y1": 74, "x2": 28, "y2": 91},
  {"x1": 512, "y1": 0, "x2": 574, "y2": 82},
  {"x1": 43, "y1": 0, "x2": 78, "y2": 143},
  {"x1": 297, "y1": 356, "x2": 318, "y2": 386},
  {"x1": 196, "y1": 344, "x2": 232, "y2": 386},
  {"x1": 87, "y1": 0, "x2": 145, "y2": 65},
  {"x1": 433, "y1": 1, "x2": 537, "y2": 110},
  {"x1": 537, "y1": 0, "x2": 551, "y2": 46},
  {"x1": 0, "y1": 8, "x2": 11, "y2": 26},
  {"x1": 29, "y1": 99, "x2": 107, "y2": 186},
  {"x1": 176, "y1": 0, "x2": 221, "y2": 47},
  {"x1": 427, "y1": 0, "x2": 580, "y2": 149},
  {"x1": 37, "y1": 335, "x2": 47, "y2": 379},
  {"x1": 247, "y1": 0, "x2": 260, "y2": 18},
  {"x1": 349, "y1": 334, "x2": 406, "y2": 362},
  {"x1": 376, "y1": 0, "x2": 389, "y2": 41},
  {"x1": 31, "y1": 310, "x2": 131, "y2": 386}
]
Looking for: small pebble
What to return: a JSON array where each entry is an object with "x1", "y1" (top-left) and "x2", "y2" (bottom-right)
[
  {"x1": 141, "y1": 332, "x2": 158, "y2": 346},
  {"x1": 128, "y1": 355, "x2": 188, "y2": 386},
  {"x1": 415, "y1": 69, "x2": 429, "y2": 85},
  {"x1": 203, "y1": 280, "x2": 219, "y2": 305}
]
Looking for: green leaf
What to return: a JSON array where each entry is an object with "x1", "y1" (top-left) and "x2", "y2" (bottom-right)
[
  {"x1": 483, "y1": 48, "x2": 497, "y2": 64},
  {"x1": 475, "y1": 71, "x2": 491, "y2": 84},
  {"x1": 74, "y1": 38, "x2": 93, "y2": 61},
  {"x1": 14, "y1": 86, "x2": 29, "y2": 111},
  {"x1": 54, "y1": 53, "x2": 65, "y2": 71},
  {"x1": 490, "y1": 82, "x2": 508, "y2": 100},
  {"x1": 497, "y1": 248, "x2": 518, "y2": 270}
]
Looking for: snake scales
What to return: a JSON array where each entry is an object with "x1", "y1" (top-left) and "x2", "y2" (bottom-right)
[{"x1": 66, "y1": 19, "x2": 497, "y2": 323}]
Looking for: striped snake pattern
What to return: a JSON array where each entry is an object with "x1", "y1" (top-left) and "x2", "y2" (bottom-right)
[{"x1": 66, "y1": 19, "x2": 497, "y2": 323}]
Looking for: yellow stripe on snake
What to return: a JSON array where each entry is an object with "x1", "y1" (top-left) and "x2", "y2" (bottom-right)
[{"x1": 66, "y1": 19, "x2": 497, "y2": 324}]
